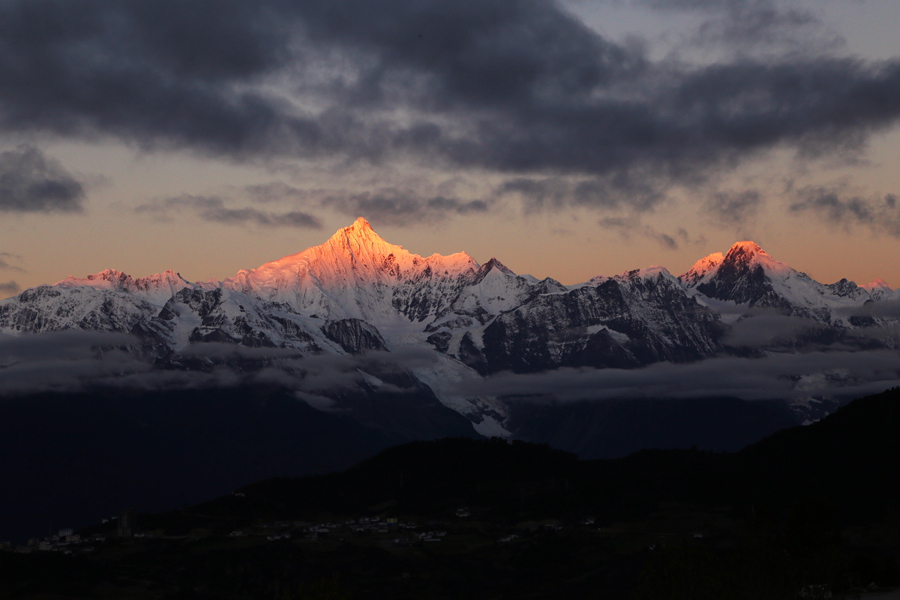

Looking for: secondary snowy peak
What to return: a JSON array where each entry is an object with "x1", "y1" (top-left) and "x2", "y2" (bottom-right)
[
  {"x1": 680, "y1": 241, "x2": 888, "y2": 322},
  {"x1": 56, "y1": 269, "x2": 190, "y2": 306},
  {"x1": 680, "y1": 252, "x2": 724, "y2": 287},
  {"x1": 684, "y1": 241, "x2": 796, "y2": 302},
  {"x1": 472, "y1": 258, "x2": 515, "y2": 281},
  {"x1": 57, "y1": 268, "x2": 130, "y2": 289},
  {"x1": 586, "y1": 265, "x2": 678, "y2": 289},
  {"x1": 861, "y1": 278, "x2": 894, "y2": 300},
  {"x1": 685, "y1": 241, "x2": 815, "y2": 310},
  {"x1": 620, "y1": 265, "x2": 676, "y2": 281}
]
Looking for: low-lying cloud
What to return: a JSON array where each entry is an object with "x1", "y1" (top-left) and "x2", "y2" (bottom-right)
[
  {"x1": 462, "y1": 350, "x2": 900, "y2": 402},
  {"x1": 0, "y1": 332, "x2": 441, "y2": 406},
  {"x1": 2, "y1": 327, "x2": 898, "y2": 418}
]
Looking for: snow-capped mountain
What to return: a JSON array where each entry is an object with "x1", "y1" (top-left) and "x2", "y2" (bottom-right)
[
  {"x1": 2, "y1": 219, "x2": 898, "y2": 434},
  {"x1": 679, "y1": 240, "x2": 897, "y2": 331}
]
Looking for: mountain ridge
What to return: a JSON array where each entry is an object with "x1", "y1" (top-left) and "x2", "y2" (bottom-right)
[
  {"x1": 39, "y1": 230, "x2": 900, "y2": 306},
  {"x1": 2, "y1": 218, "x2": 899, "y2": 439}
]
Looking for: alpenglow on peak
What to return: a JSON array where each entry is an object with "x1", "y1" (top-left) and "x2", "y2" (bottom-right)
[{"x1": 726, "y1": 240, "x2": 766, "y2": 256}]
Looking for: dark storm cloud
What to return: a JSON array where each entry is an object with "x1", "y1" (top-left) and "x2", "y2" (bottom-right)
[
  {"x1": 135, "y1": 194, "x2": 322, "y2": 229},
  {"x1": 137, "y1": 186, "x2": 487, "y2": 227},
  {"x1": 0, "y1": 146, "x2": 85, "y2": 212},
  {"x1": 695, "y1": 6, "x2": 820, "y2": 47},
  {"x1": 789, "y1": 186, "x2": 900, "y2": 237},
  {"x1": 1, "y1": 1, "x2": 899, "y2": 214}
]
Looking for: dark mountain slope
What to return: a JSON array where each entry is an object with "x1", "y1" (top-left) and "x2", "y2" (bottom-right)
[
  {"x1": 0, "y1": 385, "x2": 477, "y2": 544},
  {"x1": 4, "y1": 388, "x2": 900, "y2": 600},
  {"x1": 505, "y1": 395, "x2": 798, "y2": 458}
]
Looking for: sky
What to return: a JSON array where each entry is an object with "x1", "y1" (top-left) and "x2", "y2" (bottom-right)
[{"x1": 2, "y1": 0, "x2": 900, "y2": 299}]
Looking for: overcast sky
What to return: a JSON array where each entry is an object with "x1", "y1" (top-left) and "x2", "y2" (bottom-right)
[{"x1": 2, "y1": 0, "x2": 900, "y2": 298}]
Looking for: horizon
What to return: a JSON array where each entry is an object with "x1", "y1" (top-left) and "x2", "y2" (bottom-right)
[
  {"x1": 4, "y1": 216, "x2": 894, "y2": 295},
  {"x1": 3, "y1": 0, "x2": 900, "y2": 297}
]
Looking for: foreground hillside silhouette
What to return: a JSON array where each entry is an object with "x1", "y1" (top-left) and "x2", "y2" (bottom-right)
[
  {"x1": 4, "y1": 388, "x2": 899, "y2": 599},
  {"x1": 0, "y1": 386, "x2": 799, "y2": 545}
]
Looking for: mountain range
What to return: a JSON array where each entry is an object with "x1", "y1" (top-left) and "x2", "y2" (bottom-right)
[{"x1": 3, "y1": 217, "x2": 900, "y2": 436}]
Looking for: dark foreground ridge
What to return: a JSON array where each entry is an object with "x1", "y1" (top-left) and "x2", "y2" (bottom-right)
[
  {"x1": 3, "y1": 388, "x2": 900, "y2": 599},
  {"x1": 0, "y1": 384, "x2": 801, "y2": 545}
]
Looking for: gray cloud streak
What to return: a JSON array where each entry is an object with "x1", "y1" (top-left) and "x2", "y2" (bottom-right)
[
  {"x1": 241, "y1": 182, "x2": 311, "y2": 204},
  {"x1": 135, "y1": 194, "x2": 322, "y2": 229},
  {"x1": 0, "y1": 281, "x2": 20, "y2": 296},
  {"x1": 789, "y1": 185, "x2": 900, "y2": 237},
  {"x1": 321, "y1": 188, "x2": 490, "y2": 226},
  {"x1": 598, "y1": 216, "x2": 679, "y2": 250},
  {"x1": 0, "y1": 253, "x2": 26, "y2": 273},
  {"x1": 595, "y1": 215, "x2": 705, "y2": 250},
  {"x1": 0, "y1": 146, "x2": 85, "y2": 212},
  {"x1": 706, "y1": 189, "x2": 763, "y2": 226},
  {"x1": 634, "y1": 0, "x2": 838, "y2": 56}
]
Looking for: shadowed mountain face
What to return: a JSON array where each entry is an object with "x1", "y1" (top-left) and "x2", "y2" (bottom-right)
[
  {"x1": 504, "y1": 396, "x2": 799, "y2": 459},
  {"x1": 0, "y1": 384, "x2": 810, "y2": 544}
]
